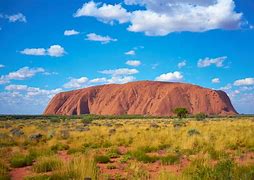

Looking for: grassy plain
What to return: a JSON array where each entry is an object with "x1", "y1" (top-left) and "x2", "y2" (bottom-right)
[{"x1": 0, "y1": 115, "x2": 254, "y2": 179}]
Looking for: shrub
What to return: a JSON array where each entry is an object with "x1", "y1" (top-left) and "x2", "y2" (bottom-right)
[
  {"x1": 120, "y1": 154, "x2": 132, "y2": 163},
  {"x1": 213, "y1": 159, "x2": 234, "y2": 179},
  {"x1": 24, "y1": 175, "x2": 51, "y2": 180},
  {"x1": 233, "y1": 164, "x2": 254, "y2": 179},
  {"x1": 10, "y1": 154, "x2": 34, "y2": 168},
  {"x1": 172, "y1": 120, "x2": 186, "y2": 128},
  {"x1": 138, "y1": 146, "x2": 158, "y2": 153},
  {"x1": 173, "y1": 108, "x2": 188, "y2": 119},
  {"x1": 131, "y1": 150, "x2": 158, "y2": 163},
  {"x1": 51, "y1": 143, "x2": 69, "y2": 152},
  {"x1": 0, "y1": 160, "x2": 10, "y2": 180},
  {"x1": 160, "y1": 154, "x2": 180, "y2": 165},
  {"x1": 32, "y1": 156, "x2": 62, "y2": 173},
  {"x1": 94, "y1": 155, "x2": 110, "y2": 163},
  {"x1": 187, "y1": 129, "x2": 201, "y2": 136},
  {"x1": 207, "y1": 147, "x2": 229, "y2": 160},
  {"x1": 107, "y1": 164, "x2": 116, "y2": 169},
  {"x1": 195, "y1": 113, "x2": 206, "y2": 121},
  {"x1": 183, "y1": 158, "x2": 235, "y2": 179},
  {"x1": 106, "y1": 148, "x2": 121, "y2": 158}
]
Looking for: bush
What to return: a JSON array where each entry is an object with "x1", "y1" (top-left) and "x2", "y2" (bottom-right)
[
  {"x1": 107, "y1": 164, "x2": 116, "y2": 169},
  {"x1": 131, "y1": 150, "x2": 158, "y2": 163},
  {"x1": 24, "y1": 175, "x2": 51, "y2": 180},
  {"x1": 10, "y1": 154, "x2": 34, "y2": 168},
  {"x1": 188, "y1": 129, "x2": 201, "y2": 136},
  {"x1": 51, "y1": 143, "x2": 69, "y2": 152},
  {"x1": 196, "y1": 113, "x2": 206, "y2": 121},
  {"x1": 172, "y1": 120, "x2": 186, "y2": 128},
  {"x1": 32, "y1": 156, "x2": 62, "y2": 173},
  {"x1": 51, "y1": 155, "x2": 98, "y2": 180},
  {"x1": 120, "y1": 154, "x2": 132, "y2": 163},
  {"x1": 184, "y1": 159, "x2": 235, "y2": 179},
  {"x1": 213, "y1": 159, "x2": 234, "y2": 179},
  {"x1": 106, "y1": 148, "x2": 121, "y2": 158},
  {"x1": 94, "y1": 155, "x2": 110, "y2": 163},
  {"x1": 0, "y1": 160, "x2": 10, "y2": 180},
  {"x1": 174, "y1": 108, "x2": 188, "y2": 119},
  {"x1": 160, "y1": 154, "x2": 180, "y2": 165}
]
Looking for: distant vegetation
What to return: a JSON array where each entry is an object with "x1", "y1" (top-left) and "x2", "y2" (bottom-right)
[
  {"x1": 0, "y1": 113, "x2": 253, "y2": 122},
  {"x1": 173, "y1": 107, "x2": 189, "y2": 119}
]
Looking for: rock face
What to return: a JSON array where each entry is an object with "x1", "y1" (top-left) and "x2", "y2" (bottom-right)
[{"x1": 44, "y1": 81, "x2": 237, "y2": 116}]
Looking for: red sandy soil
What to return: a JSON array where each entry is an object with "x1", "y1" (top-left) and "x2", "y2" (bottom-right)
[
  {"x1": 10, "y1": 151, "x2": 71, "y2": 180},
  {"x1": 235, "y1": 152, "x2": 254, "y2": 165},
  {"x1": 57, "y1": 150, "x2": 72, "y2": 162},
  {"x1": 97, "y1": 157, "x2": 129, "y2": 178},
  {"x1": 9, "y1": 150, "x2": 254, "y2": 179},
  {"x1": 10, "y1": 166, "x2": 32, "y2": 180}
]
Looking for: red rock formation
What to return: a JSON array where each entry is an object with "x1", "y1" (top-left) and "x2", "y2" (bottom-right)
[{"x1": 44, "y1": 81, "x2": 237, "y2": 116}]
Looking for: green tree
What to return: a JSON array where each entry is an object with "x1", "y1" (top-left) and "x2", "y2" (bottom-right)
[{"x1": 174, "y1": 108, "x2": 188, "y2": 119}]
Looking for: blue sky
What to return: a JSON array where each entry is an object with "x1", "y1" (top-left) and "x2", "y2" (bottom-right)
[{"x1": 0, "y1": 0, "x2": 253, "y2": 114}]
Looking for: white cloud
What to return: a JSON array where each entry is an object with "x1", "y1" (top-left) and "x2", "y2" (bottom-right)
[
  {"x1": 64, "y1": 29, "x2": 80, "y2": 36},
  {"x1": 106, "y1": 76, "x2": 136, "y2": 84},
  {"x1": 1, "y1": 85, "x2": 62, "y2": 114},
  {"x1": 1, "y1": 13, "x2": 27, "y2": 23},
  {"x1": 63, "y1": 77, "x2": 89, "y2": 89},
  {"x1": 0, "y1": 64, "x2": 5, "y2": 68},
  {"x1": 47, "y1": 45, "x2": 65, "y2": 57},
  {"x1": 125, "y1": 60, "x2": 141, "y2": 67},
  {"x1": 20, "y1": 45, "x2": 66, "y2": 57},
  {"x1": 0, "y1": 76, "x2": 9, "y2": 85},
  {"x1": 89, "y1": 78, "x2": 107, "y2": 83},
  {"x1": 75, "y1": 0, "x2": 243, "y2": 36},
  {"x1": 20, "y1": 48, "x2": 46, "y2": 56},
  {"x1": 99, "y1": 68, "x2": 139, "y2": 76},
  {"x1": 89, "y1": 76, "x2": 136, "y2": 84},
  {"x1": 86, "y1": 33, "x2": 117, "y2": 44},
  {"x1": 197, "y1": 56, "x2": 227, "y2": 68},
  {"x1": 220, "y1": 83, "x2": 232, "y2": 90},
  {"x1": 212, "y1": 78, "x2": 220, "y2": 83},
  {"x1": 233, "y1": 78, "x2": 254, "y2": 86},
  {"x1": 128, "y1": 0, "x2": 242, "y2": 36},
  {"x1": 0, "y1": 67, "x2": 45, "y2": 85},
  {"x1": 63, "y1": 74, "x2": 136, "y2": 89},
  {"x1": 178, "y1": 60, "x2": 186, "y2": 68},
  {"x1": 125, "y1": 50, "x2": 136, "y2": 55},
  {"x1": 74, "y1": 1, "x2": 131, "y2": 24},
  {"x1": 155, "y1": 71, "x2": 183, "y2": 82},
  {"x1": 6, "y1": 67, "x2": 45, "y2": 80}
]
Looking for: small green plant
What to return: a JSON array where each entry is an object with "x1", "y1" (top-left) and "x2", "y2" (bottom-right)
[
  {"x1": 195, "y1": 113, "x2": 206, "y2": 121},
  {"x1": 32, "y1": 156, "x2": 62, "y2": 173},
  {"x1": 213, "y1": 159, "x2": 234, "y2": 179},
  {"x1": 10, "y1": 154, "x2": 34, "y2": 168},
  {"x1": 94, "y1": 155, "x2": 110, "y2": 163},
  {"x1": 107, "y1": 164, "x2": 116, "y2": 169},
  {"x1": 106, "y1": 148, "x2": 121, "y2": 158},
  {"x1": 172, "y1": 119, "x2": 186, "y2": 128},
  {"x1": 174, "y1": 108, "x2": 188, "y2": 119},
  {"x1": 160, "y1": 154, "x2": 180, "y2": 165},
  {"x1": 131, "y1": 150, "x2": 158, "y2": 163},
  {"x1": 188, "y1": 129, "x2": 201, "y2": 136},
  {"x1": 0, "y1": 160, "x2": 10, "y2": 180},
  {"x1": 24, "y1": 175, "x2": 51, "y2": 180},
  {"x1": 51, "y1": 143, "x2": 69, "y2": 152},
  {"x1": 120, "y1": 154, "x2": 132, "y2": 163}
]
